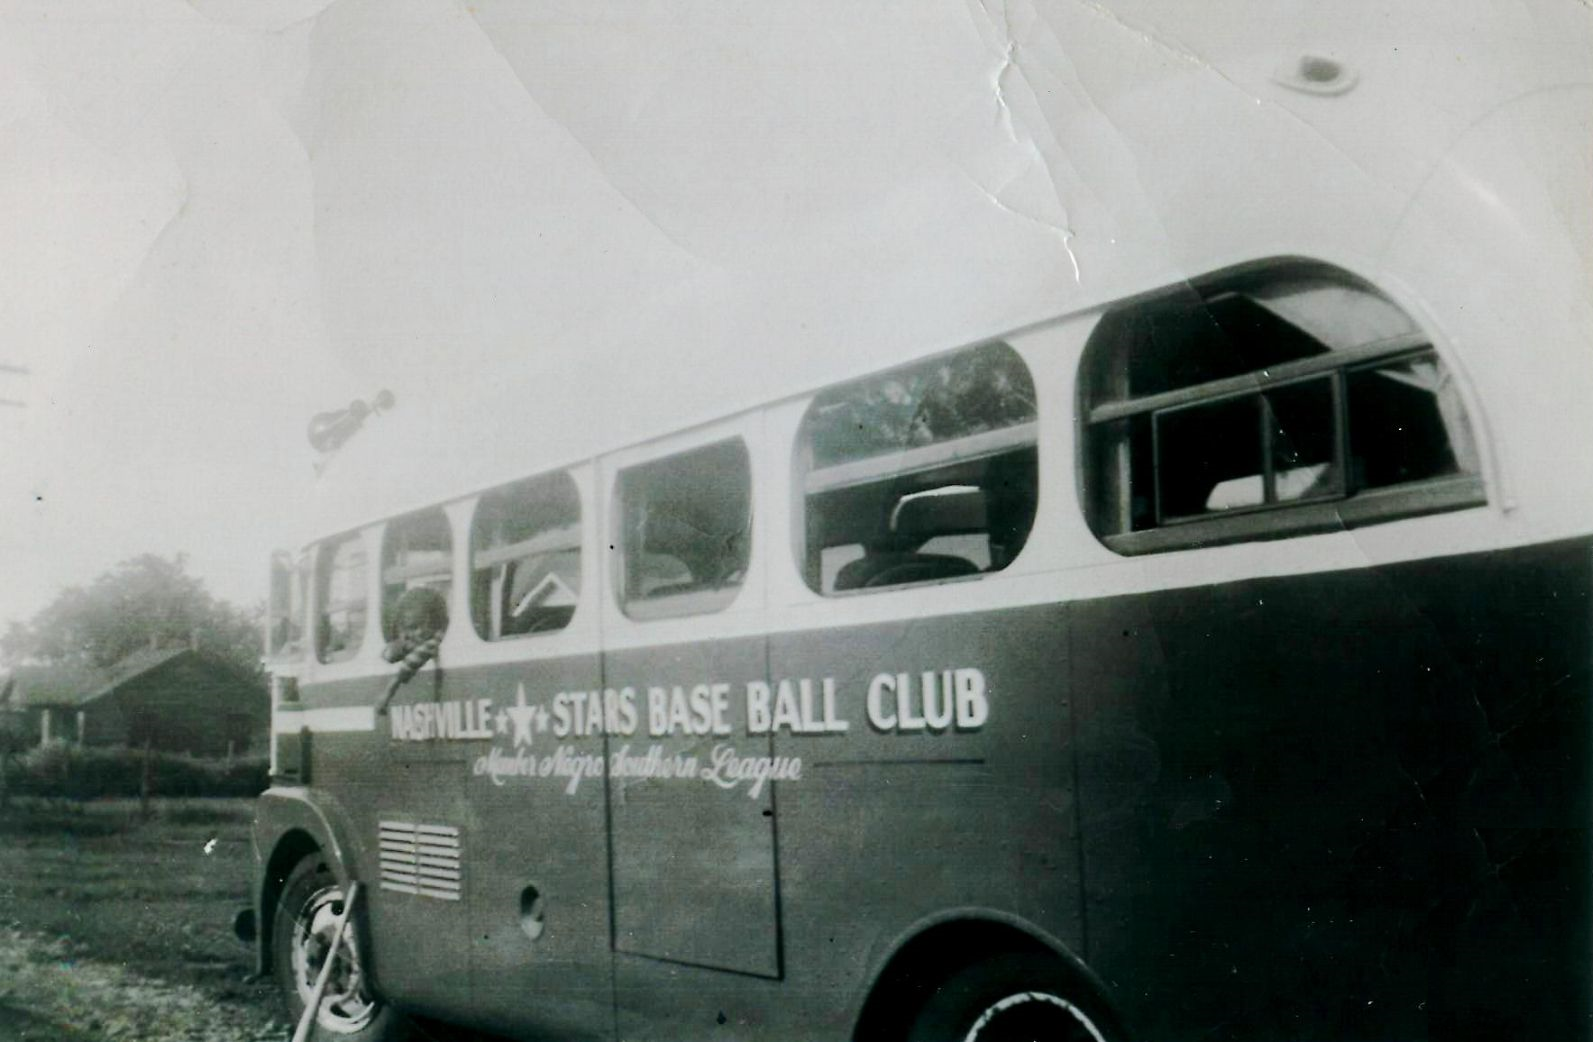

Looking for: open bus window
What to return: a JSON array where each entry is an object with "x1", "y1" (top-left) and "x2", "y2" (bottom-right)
[
  {"x1": 618, "y1": 438, "x2": 751, "y2": 619},
  {"x1": 315, "y1": 534, "x2": 367, "y2": 663},
  {"x1": 471, "y1": 472, "x2": 582, "y2": 640},
  {"x1": 1154, "y1": 375, "x2": 1340, "y2": 522},
  {"x1": 1081, "y1": 262, "x2": 1484, "y2": 553},
  {"x1": 1348, "y1": 355, "x2": 1479, "y2": 488},
  {"x1": 381, "y1": 508, "x2": 452, "y2": 641},
  {"x1": 798, "y1": 341, "x2": 1038, "y2": 595}
]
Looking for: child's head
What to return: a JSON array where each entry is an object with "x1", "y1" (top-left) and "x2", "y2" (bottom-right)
[{"x1": 383, "y1": 586, "x2": 449, "y2": 661}]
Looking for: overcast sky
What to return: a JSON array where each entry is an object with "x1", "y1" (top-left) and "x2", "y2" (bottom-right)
[
  {"x1": 0, "y1": 0, "x2": 356, "y2": 630},
  {"x1": 14, "y1": 0, "x2": 1501, "y2": 636},
  {"x1": 0, "y1": 0, "x2": 1083, "y2": 634},
  {"x1": 0, "y1": 0, "x2": 719, "y2": 630}
]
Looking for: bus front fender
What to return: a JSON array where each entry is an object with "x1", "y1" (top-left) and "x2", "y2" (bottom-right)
[{"x1": 250, "y1": 785, "x2": 365, "y2": 978}]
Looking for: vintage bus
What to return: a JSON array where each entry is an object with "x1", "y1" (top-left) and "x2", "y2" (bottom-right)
[{"x1": 249, "y1": 3, "x2": 1592, "y2": 1040}]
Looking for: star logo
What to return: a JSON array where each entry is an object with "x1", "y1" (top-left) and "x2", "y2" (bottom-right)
[
  {"x1": 505, "y1": 683, "x2": 538, "y2": 749},
  {"x1": 495, "y1": 709, "x2": 509, "y2": 735}
]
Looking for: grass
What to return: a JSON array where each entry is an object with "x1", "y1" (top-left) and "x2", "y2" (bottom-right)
[
  {"x1": 0, "y1": 797, "x2": 511, "y2": 1042},
  {"x1": 0, "y1": 798, "x2": 277, "y2": 1015}
]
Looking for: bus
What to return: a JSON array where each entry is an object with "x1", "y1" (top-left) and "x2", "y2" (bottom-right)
[{"x1": 247, "y1": 3, "x2": 1593, "y2": 1040}]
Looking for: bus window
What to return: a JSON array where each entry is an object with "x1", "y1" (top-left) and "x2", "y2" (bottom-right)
[
  {"x1": 470, "y1": 471, "x2": 582, "y2": 639},
  {"x1": 315, "y1": 533, "x2": 367, "y2": 663},
  {"x1": 798, "y1": 341, "x2": 1038, "y2": 594},
  {"x1": 1347, "y1": 354, "x2": 1480, "y2": 489},
  {"x1": 381, "y1": 508, "x2": 452, "y2": 640},
  {"x1": 617, "y1": 438, "x2": 751, "y2": 619},
  {"x1": 267, "y1": 550, "x2": 307, "y2": 659},
  {"x1": 1081, "y1": 263, "x2": 1484, "y2": 553}
]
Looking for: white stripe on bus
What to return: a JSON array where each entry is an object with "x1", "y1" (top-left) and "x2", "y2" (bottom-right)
[{"x1": 272, "y1": 706, "x2": 376, "y2": 734}]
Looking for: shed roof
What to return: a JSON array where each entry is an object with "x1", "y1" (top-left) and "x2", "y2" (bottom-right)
[
  {"x1": 84, "y1": 647, "x2": 191, "y2": 702},
  {"x1": 0, "y1": 647, "x2": 224, "y2": 709},
  {"x1": 0, "y1": 663, "x2": 112, "y2": 709}
]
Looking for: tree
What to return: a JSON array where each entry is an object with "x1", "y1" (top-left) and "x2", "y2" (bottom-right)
[{"x1": 1, "y1": 553, "x2": 262, "y2": 679}]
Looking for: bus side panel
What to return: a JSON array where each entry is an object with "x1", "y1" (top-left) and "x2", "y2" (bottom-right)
[
  {"x1": 768, "y1": 604, "x2": 1077, "y2": 1041},
  {"x1": 1073, "y1": 538, "x2": 1593, "y2": 1041},
  {"x1": 305, "y1": 676, "x2": 474, "y2": 1023},
  {"x1": 609, "y1": 604, "x2": 1077, "y2": 1042},
  {"x1": 452, "y1": 654, "x2": 614, "y2": 1042}
]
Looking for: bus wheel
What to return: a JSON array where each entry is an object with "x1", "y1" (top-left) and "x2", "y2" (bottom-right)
[
  {"x1": 273, "y1": 855, "x2": 409, "y2": 1041},
  {"x1": 907, "y1": 954, "x2": 1117, "y2": 1042}
]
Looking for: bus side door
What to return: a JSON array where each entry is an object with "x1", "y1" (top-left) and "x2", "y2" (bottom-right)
[{"x1": 599, "y1": 427, "x2": 783, "y2": 1036}]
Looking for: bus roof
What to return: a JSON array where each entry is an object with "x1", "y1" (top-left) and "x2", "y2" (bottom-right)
[{"x1": 301, "y1": 0, "x2": 1591, "y2": 540}]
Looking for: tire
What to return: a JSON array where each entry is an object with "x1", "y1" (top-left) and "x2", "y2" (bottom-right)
[
  {"x1": 272, "y1": 854, "x2": 410, "y2": 1041},
  {"x1": 907, "y1": 953, "x2": 1118, "y2": 1042}
]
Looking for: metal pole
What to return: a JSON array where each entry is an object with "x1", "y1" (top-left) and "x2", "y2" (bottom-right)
[{"x1": 290, "y1": 881, "x2": 362, "y2": 1042}]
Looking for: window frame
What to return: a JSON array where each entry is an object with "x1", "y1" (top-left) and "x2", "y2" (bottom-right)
[
  {"x1": 468, "y1": 469, "x2": 584, "y2": 642},
  {"x1": 314, "y1": 531, "x2": 370, "y2": 664},
  {"x1": 1081, "y1": 275, "x2": 1486, "y2": 556},
  {"x1": 794, "y1": 340, "x2": 1041, "y2": 597},
  {"x1": 379, "y1": 506, "x2": 454, "y2": 643},
  {"x1": 266, "y1": 549, "x2": 309, "y2": 662},
  {"x1": 1149, "y1": 369, "x2": 1346, "y2": 528},
  {"x1": 612, "y1": 436, "x2": 755, "y2": 622}
]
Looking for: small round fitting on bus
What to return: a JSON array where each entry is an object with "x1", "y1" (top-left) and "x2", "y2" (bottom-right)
[
  {"x1": 519, "y1": 885, "x2": 546, "y2": 941},
  {"x1": 1273, "y1": 54, "x2": 1357, "y2": 96}
]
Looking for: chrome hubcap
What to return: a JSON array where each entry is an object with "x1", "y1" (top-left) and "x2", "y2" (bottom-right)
[{"x1": 290, "y1": 885, "x2": 378, "y2": 1034}]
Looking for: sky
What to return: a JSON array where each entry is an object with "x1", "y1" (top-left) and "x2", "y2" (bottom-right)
[
  {"x1": 0, "y1": 0, "x2": 1078, "y2": 633},
  {"x1": 8, "y1": 0, "x2": 1564, "y2": 637},
  {"x1": 0, "y1": 0, "x2": 353, "y2": 629}
]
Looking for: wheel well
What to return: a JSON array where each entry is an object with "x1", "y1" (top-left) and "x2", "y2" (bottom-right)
[
  {"x1": 259, "y1": 829, "x2": 323, "y2": 969},
  {"x1": 852, "y1": 919, "x2": 1117, "y2": 1042}
]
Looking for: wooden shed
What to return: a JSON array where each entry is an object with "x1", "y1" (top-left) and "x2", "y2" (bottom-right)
[{"x1": 0, "y1": 647, "x2": 267, "y2": 758}]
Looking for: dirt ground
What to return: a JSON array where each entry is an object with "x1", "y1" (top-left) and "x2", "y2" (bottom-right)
[
  {"x1": 0, "y1": 800, "x2": 512, "y2": 1042},
  {"x1": 0, "y1": 799, "x2": 286, "y2": 1042}
]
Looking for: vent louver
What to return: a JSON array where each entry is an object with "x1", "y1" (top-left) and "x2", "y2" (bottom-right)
[{"x1": 378, "y1": 820, "x2": 462, "y2": 901}]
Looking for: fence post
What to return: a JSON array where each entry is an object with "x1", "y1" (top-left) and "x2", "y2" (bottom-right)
[{"x1": 139, "y1": 738, "x2": 153, "y2": 820}]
